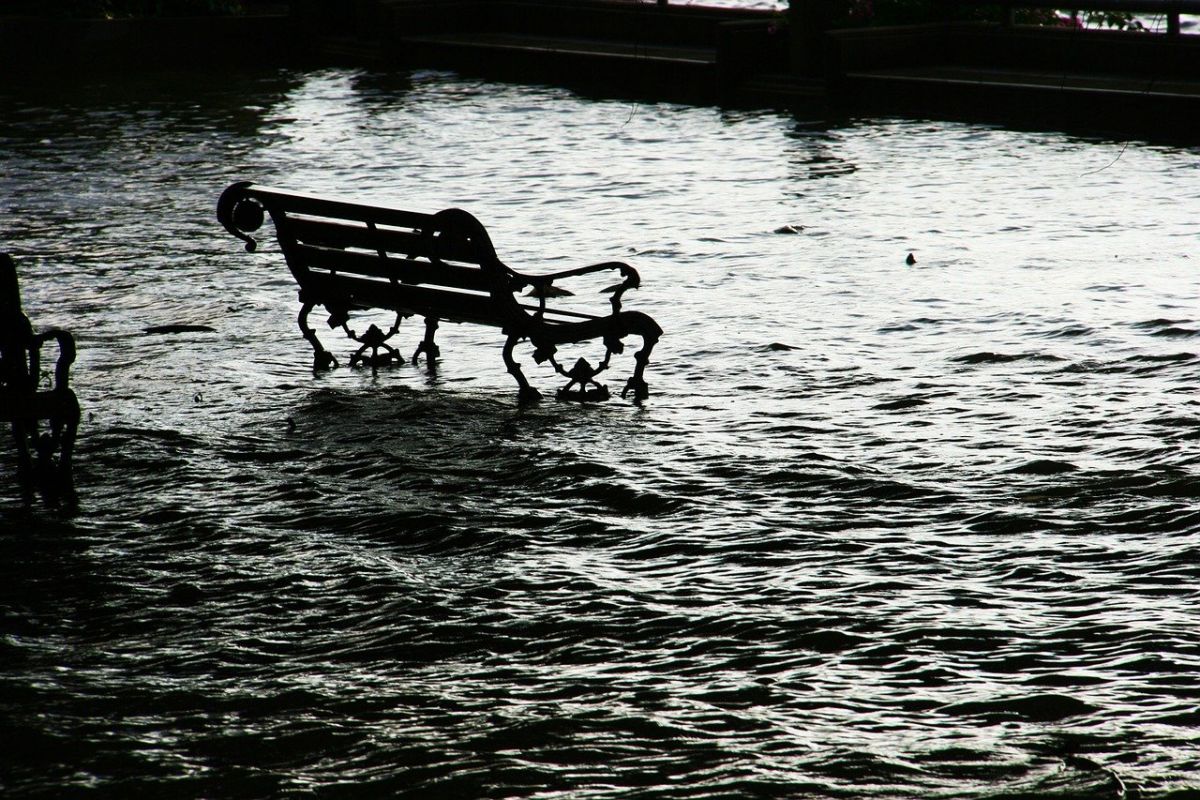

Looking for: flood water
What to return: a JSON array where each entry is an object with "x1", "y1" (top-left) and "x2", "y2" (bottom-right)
[{"x1": 1, "y1": 66, "x2": 1198, "y2": 798}]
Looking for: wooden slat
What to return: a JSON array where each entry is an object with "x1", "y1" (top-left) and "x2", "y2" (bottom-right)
[
  {"x1": 304, "y1": 272, "x2": 507, "y2": 327},
  {"x1": 285, "y1": 217, "x2": 428, "y2": 257},
  {"x1": 258, "y1": 188, "x2": 433, "y2": 231},
  {"x1": 280, "y1": 215, "x2": 491, "y2": 266},
  {"x1": 302, "y1": 271, "x2": 603, "y2": 329},
  {"x1": 290, "y1": 243, "x2": 495, "y2": 294}
]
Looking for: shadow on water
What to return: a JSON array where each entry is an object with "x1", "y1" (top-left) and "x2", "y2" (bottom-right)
[
  {"x1": 785, "y1": 121, "x2": 860, "y2": 184},
  {"x1": 347, "y1": 69, "x2": 418, "y2": 111},
  {"x1": 57, "y1": 382, "x2": 655, "y2": 558},
  {"x1": 0, "y1": 66, "x2": 306, "y2": 142}
]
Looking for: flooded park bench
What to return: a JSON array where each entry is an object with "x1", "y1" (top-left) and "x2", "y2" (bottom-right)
[
  {"x1": 217, "y1": 182, "x2": 662, "y2": 403},
  {"x1": 1, "y1": 254, "x2": 79, "y2": 503}
]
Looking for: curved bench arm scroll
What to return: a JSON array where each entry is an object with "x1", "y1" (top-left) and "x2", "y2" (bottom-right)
[
  {"x1": 31, "y1": 329, "x2": 76, "y2": 391},
  {"x1": 217, "y1": 181, "x2": 266, "y2": 253}
]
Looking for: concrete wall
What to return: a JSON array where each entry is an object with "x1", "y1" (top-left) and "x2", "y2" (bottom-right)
[
  {"x1": 0, "y1": 13, "x2": 301, "y2": 72},
  {"x1": 826, "y1": 21, "x2": 1200, "y2": 79},
  {"x1": 379, "y1": 0, "x2": 775, "y2": 45}
]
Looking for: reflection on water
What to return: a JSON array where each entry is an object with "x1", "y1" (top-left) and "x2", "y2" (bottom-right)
[{"x1": 1, "y1": 66, "x2": 1198, "y2": 798}]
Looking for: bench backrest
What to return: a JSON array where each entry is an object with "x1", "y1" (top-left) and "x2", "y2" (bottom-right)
[
  {"x1": 1, "y1": 253, "x2": 36, "y2": 391},
  {"x1": 1, "y1": 253, "x2": 75, "y2": 398},
  {"x1": 217, "y1": 182, "x2": 526, "y2": 328}
]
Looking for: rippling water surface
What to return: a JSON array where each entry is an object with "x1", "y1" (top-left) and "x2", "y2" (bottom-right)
[{"x1": 2, "y1": 67, "x2": 1198, "y2": 798}]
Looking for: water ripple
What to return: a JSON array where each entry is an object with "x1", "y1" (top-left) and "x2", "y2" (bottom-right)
[{"x1": 2, "y1": 67, "x2": 1198, "y2": 799}]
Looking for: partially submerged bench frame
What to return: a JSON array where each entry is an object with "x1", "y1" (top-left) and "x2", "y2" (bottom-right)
[
  {"x1": 217, "y1": 182, "x2": 662, "y2": 402},
  {"x1": 1, "y1": 253, "x2": 79, "y2": 504}
]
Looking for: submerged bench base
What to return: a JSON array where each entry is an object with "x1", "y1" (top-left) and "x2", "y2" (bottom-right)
[{"x1": 299, "y1": 299, "x2": 658, "y2": 404}]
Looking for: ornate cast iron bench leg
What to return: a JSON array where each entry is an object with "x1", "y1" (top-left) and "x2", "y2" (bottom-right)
[
  {"x1": 11, "y1": 421, "x2": 35, "y2": 504},
  {"x1": 620, "y1": 315, "x2": 662, "y2": 402},
  {"x1": 622, "y1": 344, "x2": 655, "y2": 401},
  {"x1": 412, "y1": 317, "x2": 441, "y2": 365},
  {"x1": 56, "y1": 402, "x2": 79, "y2": 501},
  {"x1": 298, "y1": 302, "x2": 338, "y2": 373},
  {"x1": 31, "y1": 399, "x2": 78, "y2": 504},
  {"x1": 503, "y1": 332, "x2": 542, "y2": 405}
]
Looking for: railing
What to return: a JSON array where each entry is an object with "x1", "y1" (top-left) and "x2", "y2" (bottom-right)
[{"x1": 954, "y1": 0, "x2": 1200, "y2": 34}]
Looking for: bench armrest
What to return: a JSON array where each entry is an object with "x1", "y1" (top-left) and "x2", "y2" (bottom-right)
[
  {"x1": 513, "y1": 261, "x2": 642, "y2": 314},
  {"x1": 30, "y1": 329, "x2": 76, "y2": 391}
]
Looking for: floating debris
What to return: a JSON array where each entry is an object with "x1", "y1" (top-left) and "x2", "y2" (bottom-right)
[
  {"x1": 1008, "y1": 459, "x2": 1078, "y2": 475},
  {"x1": 143, "y1": 324, "x2": 217, "y2": 335},
  {"x1": 166, "y1": 583, "x2": 204, "y2": 604}
]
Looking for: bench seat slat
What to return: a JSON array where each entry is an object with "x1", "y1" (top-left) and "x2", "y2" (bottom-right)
[
  {"x1": 304, "y1": 272, "x2": 601, "y2": 328},
  {"x1": 307, "y1": 272, "x2": 500, "y2": 326},
  {"x1": 291, "y1": 243, "x2": 495, "y2": 294}
]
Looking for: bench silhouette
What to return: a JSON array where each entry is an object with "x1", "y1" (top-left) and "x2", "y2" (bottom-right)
[
  {"x1": 1, "y1": 253, "x2": 79, "y2": 503},
  {"x1": 217, "y1": 182, "x2": 662, "y2": 403}
]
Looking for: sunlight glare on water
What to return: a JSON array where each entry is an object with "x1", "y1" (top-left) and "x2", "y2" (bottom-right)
[{"x1": 1, "y1": 66, "x2": 1198, "y2": 798}]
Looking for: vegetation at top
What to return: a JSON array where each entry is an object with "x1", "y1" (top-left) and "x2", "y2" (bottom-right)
[{"x1": 822, "y1": 0, "x2": 1143, "y2": 30}]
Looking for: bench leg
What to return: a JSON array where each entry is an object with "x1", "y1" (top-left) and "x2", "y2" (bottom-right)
[
  {"x1": 10, "y1": 421, "x2": 34, "y2": 504},
  {"x1": 298, "y1": 303, "x2": 338, "y2": 373},
  {"x1": 503, "y1": 333, "x2": 542, "y2": 404},
  {"x1": 34, "y1": 428, "x2": 58, "y2": 501},
  {"x1": 412, "y1": 317, "x2": 441, "y2": 365},
  {"x1": 56, "y1": 395, "x2": 80, "y2": 504},
  {"x1": 7, "y1": 399, "x2": 79, "y2": 506},
  {"x1": 621, "y1": 328, "x2": 661, "y2": 402}
]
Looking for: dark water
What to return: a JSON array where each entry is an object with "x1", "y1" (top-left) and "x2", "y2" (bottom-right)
[{"x1": 2, "y1": 67, "x2": 1199, "y2": 798}]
